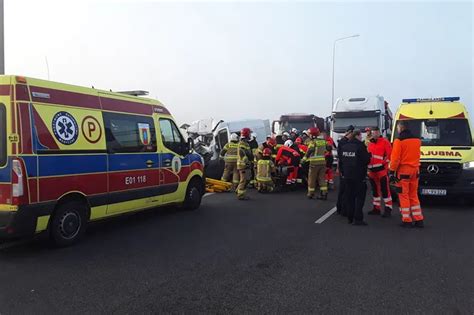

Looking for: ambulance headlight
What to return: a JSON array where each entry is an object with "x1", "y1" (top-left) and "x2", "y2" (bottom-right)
[{"x1": 463, "y1": 161, "x2": 474, "y2": 169}]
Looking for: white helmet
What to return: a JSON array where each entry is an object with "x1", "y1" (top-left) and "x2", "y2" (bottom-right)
[
  {"x1": 282, "y1": 131, "x2": 290, "y2": 137},
  {"x1": 284, "y1": 140, "x2": 293, "y2": 147},
  {"x1": 230, "y1": 133, "x2": 239, "y2": 142},
  {"x1": 251, "y1": 132, "x2": 257, "y2": 140},
  {"x1": 291, "y1": 128, "x2": 298, "y2": 134}
]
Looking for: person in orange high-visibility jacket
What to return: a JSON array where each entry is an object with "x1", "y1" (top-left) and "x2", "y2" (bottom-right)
[
  {"x1": 367, "y1": 127, "x2": 393, "y2": 217},
  {"x1": 389, "y1": 121, "x2": 424, "y2": 228}
]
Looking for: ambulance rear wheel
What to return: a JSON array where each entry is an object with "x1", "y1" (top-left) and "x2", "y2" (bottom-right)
[
  {"x1": 50, "y1": 200, "x2": 88, "y2": 247},
  {"x1": 183, "y1": 178, "x2": 203, "y2": 211}
]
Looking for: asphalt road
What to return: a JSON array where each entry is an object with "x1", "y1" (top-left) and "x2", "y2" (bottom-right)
[{"x1": 0, "y1": 188, "x2": 473, "y2": 314}]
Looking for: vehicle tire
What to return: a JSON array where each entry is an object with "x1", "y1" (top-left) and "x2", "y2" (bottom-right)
[
  {"x1": 50, "y1": 200, "x2": 88, "y2": 247},
  {"x1": 183, "y1": 178, "x2": 203, "y2": 211}
]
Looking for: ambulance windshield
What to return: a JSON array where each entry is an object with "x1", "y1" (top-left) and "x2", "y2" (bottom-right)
[
  {"x1": 396, "y1": 119, "x2": 472, "y2": 146},
  {"x1": 0, "y1": 104, "x2": 6, "y2": 166}
]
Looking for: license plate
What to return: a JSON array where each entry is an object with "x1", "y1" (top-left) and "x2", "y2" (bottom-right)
[{"x1": 421, "y1": 189, "x2": 447, "y2": 196}]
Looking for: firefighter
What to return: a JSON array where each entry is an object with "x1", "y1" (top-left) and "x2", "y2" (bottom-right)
[
  {"x1": 322, "y1": 131, "x2": 336, "y2": 190},
  {"x1": 365, "y1": 127, "x2": 373, "y2": 146},
  {"x1": 336, "y1": 125, "x2": 355, "y2": 215},
  {"x1": 255, "y1": 137, "x2": 277, "y2": 161},
  {"x1": 220, "y1": 133, "x2": 240, "y2": 190},
  {"x1": 276, "y1": 140, "x2": 301, "y2": 185},
  {"x1": 248, "y1": 133, "x2": 259, "y2": 188},
  {"x1": 367, "y1": 126, "x2": 393, "y2": 217},
  {"x1": 301, "y1": 130, "x2": 310, "y2": 145},
  {"x1": 305, "y1": 127, "x2": 328, "y2": 199},
  {"x1": 290, "y1": 128, "x2": 299, "y2": 141},
  {"x1": 256, "y1": 148, "x2": 276, "y2": 193},
  {"x1": 295, "y1": 137, "x2": 308, "y2": 155},
  {"x1": 236, "y1": 128, "x2": 254, "y2": 200},
  {"x1": 389, "y1": 121, "x2": 424, "y2": 228},
  {"x1": 339, "y1": 130, "x2": 371, "y2": 225}
]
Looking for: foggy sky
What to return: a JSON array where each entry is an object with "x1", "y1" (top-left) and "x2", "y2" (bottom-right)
[{"x1": 5, "y1": 0, "x2": 473, "y2": 125}]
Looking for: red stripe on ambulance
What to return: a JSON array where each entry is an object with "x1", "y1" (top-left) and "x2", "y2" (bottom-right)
[{"x1": 38, "y1": 173, "x2": 107, "y2": 202}]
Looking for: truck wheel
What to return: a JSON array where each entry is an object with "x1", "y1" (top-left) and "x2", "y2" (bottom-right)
[
  {"x1": 183, "y1": 178, "x2": 203, "y2": 211},
  {"x1": 50, "y1": 200, "x2": 88, "y2": 247}
]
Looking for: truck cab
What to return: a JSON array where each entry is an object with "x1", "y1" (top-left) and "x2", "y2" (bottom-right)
[
  {"x1": 272, "y1": 113, "x2": 325, "y2": 136},
  {"x1": 392, "y1": 97, "x2": 474, "y2": 198},
  {"x1": 330, "y1": 96, "x2": 393, "y2": 164}
]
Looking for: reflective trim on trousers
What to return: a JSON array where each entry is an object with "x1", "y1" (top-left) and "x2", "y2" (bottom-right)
[
  {"x1": 411, "y1": 205, "x2": 421, "y2": 210},
  {"x1": 372, "y1": 154, "x2": 384, "y2": 160},
  {"x1": 373, "y1": 197, "x2": 381, "y2": 201},
  {"x1": 368, "y1": 163, "x2": 384, "y2": 168},
  {"x1": 320, "y1": 186, "x2": 328, "y2": 192},
  {"x1": 412, "y1": 211, "x2": 422, "y2": 216},
  {"x1": 384, "y1": 197, "x2": 392, "y2": 202},
  {"x1": 308, "y1": 188, "x2": 315, "y2": 192}
]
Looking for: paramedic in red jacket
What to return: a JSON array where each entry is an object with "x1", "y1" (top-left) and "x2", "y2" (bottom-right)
[
  {"x1": 322, "y1": 131, "x2": 336, "y2": 189},
  {"x1": 276, "y1": 140, "x2": 301, "y2": 184},
  {"x1": 367, "y1": 127, "x2": 393, "y2": 217}
]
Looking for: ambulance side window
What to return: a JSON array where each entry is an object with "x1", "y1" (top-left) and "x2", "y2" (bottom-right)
[
  {"x1": 104, "y1": 113, "x2": 157, "y2": 153},
  {"x1": 0, "y1": 104, "x2": 6, "y2": 166},
  {"x1": 159, "y1": 118, "x2": 187, "y2": 156}
]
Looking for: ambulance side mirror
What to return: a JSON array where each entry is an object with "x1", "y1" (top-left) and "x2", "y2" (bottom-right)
[{"x1": 187, "y1": 137, "x2": 194, "y2": 153}]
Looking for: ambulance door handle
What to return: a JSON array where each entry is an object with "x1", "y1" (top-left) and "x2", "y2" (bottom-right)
[
  {"x1": 146, "y1": 160, "x2": 155, "y2": 168},
  {"x1": 163, "y1": 159, "x2": 172, "y2": 167}
]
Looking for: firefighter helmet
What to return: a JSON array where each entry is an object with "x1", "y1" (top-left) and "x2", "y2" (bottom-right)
[
  {"x1": 240, "y1": 128, "x2": 251, "y2": 139},
  {"x1": 309, "y1": 127, "x2": 320, "y2": 137},
  {"x1": 284, "y1": 140, "x2": 293, "y2": 147},
  {"x1": 230, "y1": 133, "x2": 239, "y2": 142},
  {"x1": 267, "y1": 137, "x2": 277, "y2": 146},
  {"x1": 262, "y1": 148, "x2": 272, "y2": 156},
  {"x1": 295, "y1": 137, "x2": 302, "y2": 144}
]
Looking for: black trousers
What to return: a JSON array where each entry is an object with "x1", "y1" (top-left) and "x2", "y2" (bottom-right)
[
  {"x1": 344, "y1": 179, "x2": 367, "y2": 222},
  {"x1": 336, "y1": 176, "x2": 346, "y2": 215}
]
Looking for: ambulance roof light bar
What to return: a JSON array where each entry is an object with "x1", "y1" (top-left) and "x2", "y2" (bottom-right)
[
  {"x1": 117, "y1": 90, "x2": 149, "y2": 97},
  {"x1": 402, "y1": 97, "x2": 460, "y2": 103}
]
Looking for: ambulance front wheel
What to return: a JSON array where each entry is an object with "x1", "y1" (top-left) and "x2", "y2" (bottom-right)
[
  {"x1": 183, "y1": 178, "x2": 203, "y2": 211},
  {"x1": 50, "y1": 200, "x2": 88, "y2": 247}
]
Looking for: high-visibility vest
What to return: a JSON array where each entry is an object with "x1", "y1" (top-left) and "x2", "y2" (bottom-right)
[
  {"x1": 222, "y1": 141, "x2": 239, "y2": 162},
  {"x1": 305, "y1": 138, "x2": 326, "y2": 165},
  {"x1": 256, "y1": 159, "x2": 274, "y2": 182}
]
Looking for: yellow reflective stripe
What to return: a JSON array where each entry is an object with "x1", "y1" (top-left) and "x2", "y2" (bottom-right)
[
  {"x1": 256, "y1": 177, "x2": 272, "y2": 182},
  {"x1": 35, "y1": 215, "x2": 50, "y2": 232},
  {"x1": 0, "y1": 204, "x2": 18, "y2": 212}
]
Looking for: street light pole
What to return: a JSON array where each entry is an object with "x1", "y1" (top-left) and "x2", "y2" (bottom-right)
[{"x1": 331, "y1": 34, "x2": 360, "y2": 110}]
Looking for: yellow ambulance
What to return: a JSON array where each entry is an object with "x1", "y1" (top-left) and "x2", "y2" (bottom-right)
[
  {"x1": 0, "y1": 75, "x2": 205, "y2": 246},
  {"x1": 392, "y1": 97, "x2": 474, "y2": 198}
]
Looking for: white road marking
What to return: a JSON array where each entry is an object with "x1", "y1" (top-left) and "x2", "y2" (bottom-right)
[
  {"x1": 314, "y1": 206, "x2": 337, "y2": 224},
  {"x1": 203, "y1": 193, "x2": 215, "y2": 198}
]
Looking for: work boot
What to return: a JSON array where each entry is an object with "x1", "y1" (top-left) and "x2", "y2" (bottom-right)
[
  {"x1": 237, "y1": 195, "x2": 250, "y2": 200},
  {"x1": 353, "y1": 220, "x2": 368, "y2": 226},
  {"x1": 316, "y1": 192, "x2": 328, "y2": 200},
  {"x1": 307, "y1": 193, "x2": 314, "y2": 199},
  {"x1": 400, "y1": 222, "x2": 413, "y2": 228},
  {"x1": 368, "y1": 208, "x2": 381, "y2": 215},
  {"x1": 414, "y1": 220, "x2": 424, "y2": 228},
  {"x1": 382, "y1": 208, "x2": 392, "y2": 218}
]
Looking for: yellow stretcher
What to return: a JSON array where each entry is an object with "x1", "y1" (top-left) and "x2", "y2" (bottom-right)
[{"x1": 205, "y1": 178, "x2": 232, "y2": 193}]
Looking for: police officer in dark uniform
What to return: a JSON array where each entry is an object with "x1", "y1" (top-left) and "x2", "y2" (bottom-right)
[
  {"x1": 339, "y1": 129, "x2": 371, "y2": 225},
  {"x1": 336, "y1": 125, "x2": 354, "y2": 216}
]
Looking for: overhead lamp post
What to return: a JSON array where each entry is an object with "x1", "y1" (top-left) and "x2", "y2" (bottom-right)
[{"x1": 331, "y1": 34, "x2": 360, "y2": 110}]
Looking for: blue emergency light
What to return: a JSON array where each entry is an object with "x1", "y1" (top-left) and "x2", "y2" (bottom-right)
[{"x1": 402, "y1": 97, "x2": 460, "y2": 103}]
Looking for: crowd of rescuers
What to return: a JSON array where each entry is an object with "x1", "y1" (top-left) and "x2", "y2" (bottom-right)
[{"x1": 220, "y1": 121, "x2": 424, "y2": 228}]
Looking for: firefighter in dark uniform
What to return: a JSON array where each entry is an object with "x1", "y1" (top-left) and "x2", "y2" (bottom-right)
[
  {"x1": 336, "y1": 125, "x2": 354, "y2": 216},
  {"x1": 339, "y1": 129, "x2": 371, "y2": 225}
]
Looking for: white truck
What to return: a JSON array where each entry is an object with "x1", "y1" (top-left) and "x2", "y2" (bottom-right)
[{"x1": 330, "y1": 96, "x2": 393, "y2": 163}]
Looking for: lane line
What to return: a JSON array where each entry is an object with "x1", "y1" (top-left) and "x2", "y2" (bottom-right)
[
  {"x1": 315, "y1": 206, "x2": 337, "y2": 224},
  {"x1": 203, "y1": 193, "x2": 215, "y2": 198}
]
